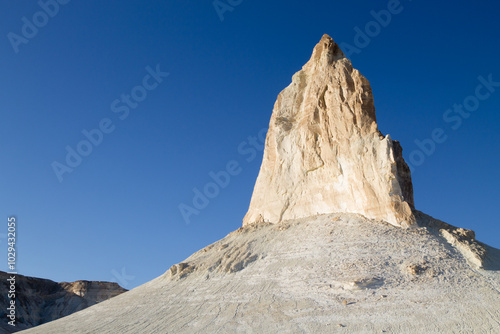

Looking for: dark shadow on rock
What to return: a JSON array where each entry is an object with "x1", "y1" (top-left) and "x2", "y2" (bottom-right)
[{"x1": 482, "y1": 244, "x2": 500, "y2": 271}]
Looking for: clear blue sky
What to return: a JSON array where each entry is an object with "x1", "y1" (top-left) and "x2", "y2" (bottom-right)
[{"x1": 1, "y1": 0, "x2": 499, "y2": 289}]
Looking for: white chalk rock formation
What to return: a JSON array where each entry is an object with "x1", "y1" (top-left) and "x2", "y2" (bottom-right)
[
  {"x1": 243, "y1": 34, "x2": 415, "y2": 228},
  {"x1": 20, "y1": 34, "x2": 500, "y2": 334}
]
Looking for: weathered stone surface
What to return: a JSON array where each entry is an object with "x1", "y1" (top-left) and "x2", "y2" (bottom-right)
[
  {"x1": 414, "y1": 210, "x2": 487, "y2": 269},
  {"x1": 20, "y1": 214, "x2": 500, "y2": 334},
  {"x1": 243, "y1": 34, "x2": 415, "y2": 228},
  {"x1": 0, "y1": 272, "x2": 126, "y2": 333}
]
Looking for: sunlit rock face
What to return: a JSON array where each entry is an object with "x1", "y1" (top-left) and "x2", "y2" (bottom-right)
[{"x1": 243, "y1": 34, "x2": 415, "y2": 228}]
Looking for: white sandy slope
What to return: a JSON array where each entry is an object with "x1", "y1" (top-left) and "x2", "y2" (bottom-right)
[{"x1": 21, "y1": 213, "x2": 500, "y2": 333}]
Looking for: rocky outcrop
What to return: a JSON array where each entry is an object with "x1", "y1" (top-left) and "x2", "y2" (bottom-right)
[
  {"x1": 0, "y1": 272, "x2": 126, "y2": 333},
  {"x1": 414, "y1": 210, "x2": 488, "y2": 269},
  {"x1": 243, "y1": 34, "x2": 415, "y2": 228}
]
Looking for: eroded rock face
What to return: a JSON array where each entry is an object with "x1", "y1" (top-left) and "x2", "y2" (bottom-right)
[
  {"x1": 59, "y1": 280, "x2": 127, "y2": 303},
  {"x1": 0, "y1": 272, "x2": 127, "y2": 333},
  {"x1": 243, "y1": 34, "x2": 415, "y2": 227}
]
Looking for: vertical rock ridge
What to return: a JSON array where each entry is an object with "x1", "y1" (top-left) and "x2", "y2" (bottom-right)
[{"x1": 243, "y1": 34, "x2": 415, "y2": 228}]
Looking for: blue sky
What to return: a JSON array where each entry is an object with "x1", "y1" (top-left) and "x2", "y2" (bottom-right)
[{"x1": 1, "y1": 0, "x2": 499, "y2": 289}]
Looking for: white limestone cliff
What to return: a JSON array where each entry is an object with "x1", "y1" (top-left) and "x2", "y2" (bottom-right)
[{"x1": 243, "y1": 34, "x2": 415, "y2": 228}]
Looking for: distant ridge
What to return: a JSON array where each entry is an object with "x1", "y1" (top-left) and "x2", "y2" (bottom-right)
[{"x1": 0, "y1": 271, "x2": 126, "y2": 333}]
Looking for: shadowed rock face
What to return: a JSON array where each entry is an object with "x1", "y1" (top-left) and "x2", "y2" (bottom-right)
[
  {"x1": 0, "y1": 271, "x2": 126, "y2": 333},
  {"x1": 243, "y1": 34, "x2": 415, "y2": 228}
]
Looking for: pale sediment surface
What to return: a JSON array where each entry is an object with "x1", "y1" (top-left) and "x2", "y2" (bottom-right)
[{"x1": 22, "y1": 213, "x2": 500, "y2": 333}]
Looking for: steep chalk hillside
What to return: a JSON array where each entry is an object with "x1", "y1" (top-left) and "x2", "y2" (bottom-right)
[
  {"x1": 0, "y1": 272, "x2": 126, "y2": 333},
  {"x1": 22, "y1": 213, "x2": 500, "y2": 333}
]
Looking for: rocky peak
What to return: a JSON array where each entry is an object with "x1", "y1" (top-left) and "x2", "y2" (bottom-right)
[
  {"x1": 308, "y1": 34, "x2": 346, "y2": 66},
  {"x1": 243, "y1": 34, "x2": 415, "y2": 228}
]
